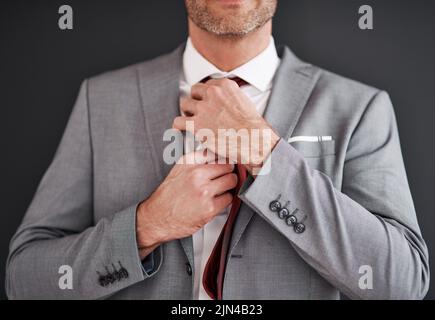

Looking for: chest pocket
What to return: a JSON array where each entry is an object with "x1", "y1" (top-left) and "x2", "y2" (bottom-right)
[
  {"x1": 289, "y1": 140, "x2": 337, "y2": 184},
  {"x1": 290, "y1": 140, "x2": 336, "y2": 158}
]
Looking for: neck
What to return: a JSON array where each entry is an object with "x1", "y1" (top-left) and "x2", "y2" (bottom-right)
[{"x1": 188, "y1": 19, "x2": 272, "y2": 72}]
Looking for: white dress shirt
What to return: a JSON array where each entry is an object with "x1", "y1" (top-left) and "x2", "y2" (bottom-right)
[{"x1": 179, "y1": 37, "x2": 280, "y2": 300}]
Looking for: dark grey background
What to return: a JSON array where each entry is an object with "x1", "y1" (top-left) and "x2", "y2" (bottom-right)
[{"x1": 1, "y1": 0, "x2": 434, "y2": 300}]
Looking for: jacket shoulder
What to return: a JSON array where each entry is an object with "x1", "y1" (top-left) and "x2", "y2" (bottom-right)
[
  {"x1": 86, "y1": 44, "x2": 184, "y2": 92},
  {"x1": 307, "y1": 65, "x2": 391, "y2": 123},
  {"x1": 316, "y1": 67, "x2": 382, "y2": 102}
]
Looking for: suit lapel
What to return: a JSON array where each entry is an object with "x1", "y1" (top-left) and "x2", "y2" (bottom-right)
[
  {"x1": 137, "y1": 44, "x2": 195, "y2": 267},
  {"x1": 137, "y1": 44, "x2": 184, "y2": 179},
  {"x1": 229, "y1": 46, "x2": 321, "y2": 256}
]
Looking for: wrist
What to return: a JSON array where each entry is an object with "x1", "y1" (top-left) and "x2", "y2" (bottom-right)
[
  {"x1": 243, "y1": 126, "x2": 280, "y2": 175},
  {"x1": 136, "y1": 200, "x2": 163, "y2": 249},
  {"x1": 138, "y1": 244, "x2": 158, "y2": 261}
]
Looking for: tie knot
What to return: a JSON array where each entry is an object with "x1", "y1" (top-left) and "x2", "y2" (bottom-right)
[{"x1": 200, "y1": 76, "x2": 248, "y2": 88}]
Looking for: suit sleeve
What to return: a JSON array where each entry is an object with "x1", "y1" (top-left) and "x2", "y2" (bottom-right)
[
  {"x1": 6, "y1": 80, "x2": 161, "y2": 299},
  {"x1": 239, "y1": 91, "x2": 429, "y2": 299}
]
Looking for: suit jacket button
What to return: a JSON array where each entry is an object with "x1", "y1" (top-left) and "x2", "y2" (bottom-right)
[
  {"x1": 294, "y1": 223, "x2": 306, "y2": 234},
  {"x1": 278, "y1": 208, "x2": 290, "y2": 219},
  {"x1": 286, "y1": 215, "x2": 297, "y2": 226},
  {"x1": 269, "y1": 200, "x2": 281, "y2": 212},
  {"x1": 117, "y1": 261, "x2": 129, "y2": 279},
  {"x1": 185, "y1": 262, "x2": 192, "y2": 276},
  {"x1": 106, "y1": 273, "x2": 116, "y2": 284},
  {"x1": 97, "y1": 273, "x2": 107, "y2": 287},
  {"x1": 112, "y1": 267, "x2": 122, "y2": 281}
]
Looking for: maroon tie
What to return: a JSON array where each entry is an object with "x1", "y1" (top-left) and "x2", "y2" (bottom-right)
[
  {"x1": 201, "y1": 75, "x2": 248, "y2": 88},
  {"x1": 200, "y1": 76, "x2": 249, "y2": 300}
]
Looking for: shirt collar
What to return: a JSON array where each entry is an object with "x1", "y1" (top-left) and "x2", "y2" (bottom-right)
[{"x1": 183, "y1": 36, "x2": 280, "y2": 92}]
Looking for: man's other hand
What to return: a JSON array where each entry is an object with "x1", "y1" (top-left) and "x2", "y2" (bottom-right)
[{"x1": 135, "y1": 150, "x2": 237, "y2": 257}]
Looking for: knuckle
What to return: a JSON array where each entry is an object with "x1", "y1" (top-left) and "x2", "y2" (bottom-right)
[
  {"x1": 200, "y1": 188, "x2": 211, "y2": 198},
  {"x1": 180, "y1": 101, "x2": 188, "y2": 112},
  {"x1": 222, "y1": 78, "x2": 232, "y2": 85},
  {"x1": 172, "y1": 117, "x2": 178, "y2": 127},
  {"x1": 206, "y1": 85, "x2": 220, "y2": 96},
  {"x1": 190, "y1": 169, "x2": 204, "y2": 184},
  {"x1": 205, "y1": 202, "x2": 216, "y2": 216},
  {"x1": 224, "y1": 78, "x2": 237, "y2": 89}
]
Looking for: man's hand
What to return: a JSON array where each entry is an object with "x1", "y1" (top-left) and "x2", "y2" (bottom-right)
[
  {"x1": 136, "y1": 150, "x2": 237, "y2": 258},
  {"x1": 173, "y1": 78, "x2": 280, "y2": 175}
]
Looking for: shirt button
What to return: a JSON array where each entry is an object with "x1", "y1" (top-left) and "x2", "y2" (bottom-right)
[{"x1": 185, "y1": 262, "x2": 192, "y2": 276}]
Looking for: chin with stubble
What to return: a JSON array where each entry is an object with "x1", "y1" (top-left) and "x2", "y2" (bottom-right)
[{"x1": 185, "y1": 0, "x2": 277, "y2": 38}]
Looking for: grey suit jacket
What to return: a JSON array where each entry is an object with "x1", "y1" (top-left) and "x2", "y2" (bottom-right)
[{"x1": 6, "y1": 44, "x2": 429, "y2": 299}]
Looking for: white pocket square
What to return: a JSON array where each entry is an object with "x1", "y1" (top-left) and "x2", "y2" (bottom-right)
[{"x1": 288, "y1": 136, "x2": 333, "y2": 143}]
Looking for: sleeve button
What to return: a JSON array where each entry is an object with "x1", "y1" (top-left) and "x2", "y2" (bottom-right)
[
  {"x1": 278, "y1": 207, "x2": 290, "y2": 219},
  {"x1": 118, "y1": 262, "x2": 129, "y2": 279},
  {"x1": 286, "y1": 215, "x2": 298, "y2": 226},
  {"x1": 269, "y1": 200, "x2": 281, "y2": 212},
  {"x1": 294, "y1": 223, "x2": 306, "y2": 234},
  {"x1": 97, "y1": 272, "x2": 107, "y2": 287}
]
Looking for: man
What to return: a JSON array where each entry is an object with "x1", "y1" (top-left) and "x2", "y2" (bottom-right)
[{"x1": 6, "y1": 0, "x2": 429, "y2": 299}]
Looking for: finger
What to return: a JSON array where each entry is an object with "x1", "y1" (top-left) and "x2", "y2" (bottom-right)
[
  {"x1": 180, "y1": 96, "x2": 199, "y2": 116},
  {"x1": 205, "y1": 77, "x2": 238, "y2": 89},
  {"x1": 173, "y1": 116, "x2": 194, "y2": 131},
  {"x1": 204, "y1": 151, "x2": 233, "y2": 165},
  {"x1": 213, "y1": 192, "x2": 234, "y2": 212},
  {"x1": 190, "y1": 83, "x2": 208, "y2": 100},
  {"x1": 203, "y1": 78, "x2": 225, "y2": 86},
  {"x1": 172, "y1": 116, "x2": 186, "y2": 130},
  {"x1": 210, "y1": 173, "x2": 238, "y2": 195},
  {"x1": 195, "y1": 149, "x2": 219, "y2": 165},
  {"x1": 180, "y1": 149, "x2": 217, "y2": 165},
  {"x1": 205, "y1": 163, "x2": 235, "y2": 179}
]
